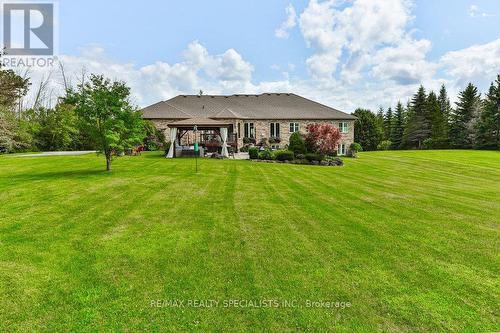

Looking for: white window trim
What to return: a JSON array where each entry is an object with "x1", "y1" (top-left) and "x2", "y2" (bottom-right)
[
  {"x1": 339, "y1": 122, "x2": 349, "y2": 134},
  {"x1": 244, "y1": 122, "x2": 255, "y2": 138},
  {"x1": 270, "y1": 122, "x2": 280, "y2": 138},
  {"x1": 289, "y1": 122, "x2": 299, "y2": 133},
  {"x1": 337, "y1": 143, "x2": 346, "y2": 156}
]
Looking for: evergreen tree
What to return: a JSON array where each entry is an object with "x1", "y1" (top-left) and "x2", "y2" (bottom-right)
[
  {"x1": 450, "y1": 83, "x2": 481, "y2": 148},
  {"x1": 475, "y1": 75, "x2": 500, "y2": 149},
  {"x1": 425, "y1": 91, "x2": 449, "y2": 148},
  {"x1": 384, "y1": 107, "x2": 393, "y2": 141},
  {"x1": 376, "y1": 107, "x2": 385, "y2": 138},
  {"x1": 404, "y1": 86, "x2": 430, "y2": 148},
  {"x1": 437, "y1": 84, "x2": 451, "y2": 138},
  {"x1": 390, "y1": 102, "x2": 405, "y2": 149},
  {"x1": 353, "y1": 108, "x2": 383, "y2": 151}
]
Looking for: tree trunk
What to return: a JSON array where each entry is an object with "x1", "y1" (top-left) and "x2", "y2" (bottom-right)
[{"x1": 106, "y1": 156, "x2": 111, "y2": 171}]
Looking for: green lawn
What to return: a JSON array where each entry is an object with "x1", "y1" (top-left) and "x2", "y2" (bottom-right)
[{"x1": 0, "y1": 150, "x2": 498, "y2": 332}]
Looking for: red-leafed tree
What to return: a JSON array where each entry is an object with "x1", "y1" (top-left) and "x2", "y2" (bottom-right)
[{"x1": 305, "y1": 123, "x2": 342, "y2": 155}]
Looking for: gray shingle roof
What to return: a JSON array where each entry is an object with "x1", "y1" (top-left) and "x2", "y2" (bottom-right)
[{"x1": 141, "y1": 93, "x2": 356, "y2": 120}]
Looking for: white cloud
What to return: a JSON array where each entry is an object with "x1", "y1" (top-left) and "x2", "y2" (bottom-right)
[
  {"x1": 371, "y1": 38, "x2": 436, "y2": 84},
  {"x1": 298, "y1": 0, "x2": 432, "y2": 84},
  {"x1": 299, "y1": 0, "x2": 343, "y2": 78},
  {"x1": 275, "y1": 4, "x2": 297, "y2": 39},
  {"x1": 469, "y1": 4, "x2": 495, "y2": 18},
  {"x1": 440, "y1": 39, "x2": 500, "y2": 89}
]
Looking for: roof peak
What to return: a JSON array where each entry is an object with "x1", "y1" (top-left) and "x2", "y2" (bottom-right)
[{"x1": 177, "y1": 93, "x2": 294, "y2": 99}]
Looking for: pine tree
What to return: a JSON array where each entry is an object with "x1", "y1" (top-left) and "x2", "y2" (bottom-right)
[
  {"x1": 425, "y1": 91, "x2": 442, "y2": 139},
  {"x1": 404, "y1": 86, "x2": 430, "y2": 148},
  {"x1": 390, "y1": 101, "x2": 405, "y2": 149},
  {"x1": 376, "y1": 107, "x2": 385, "y2": 139},
  {"x1": 475, "y1": 75, "x2": 500, "y2": 149},
  {"x1": 437, "y1": 84, "x2": 451, "y2": 138},
  {"x1": 450, "y1": 83, "x2": 481, "y2": 148},
  {"x1": 384, "y1": 107, "x2": 393, "y2": 141}
]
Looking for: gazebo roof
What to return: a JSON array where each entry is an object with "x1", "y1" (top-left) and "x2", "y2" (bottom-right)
[{"x1": 167, "y1": 117, "x2": 231, "y2": 128}]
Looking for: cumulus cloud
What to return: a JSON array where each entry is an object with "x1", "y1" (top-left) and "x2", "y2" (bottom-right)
[
  {"x1": 298, "y1": 0, "x2": 434, "y2": 85},
  {"x1": 440, "y1": 39, "x2": 500, "y2": 89},
  {"x1": 275, "y1": 4, "x2": 297, "y2": 39}
]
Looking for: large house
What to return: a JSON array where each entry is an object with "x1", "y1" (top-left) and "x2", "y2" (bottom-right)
[{"x1": 141, "y1": 93, "x2": 356, "y2": 156}]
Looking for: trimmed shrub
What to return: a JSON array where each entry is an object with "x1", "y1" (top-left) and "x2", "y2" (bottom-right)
[
  {"x1": 350, "y1": 142, "x2": 362, "y2": 152},
  {"x1": 296, "y1": 153, "x2": 305, "y2": 160},
  {"x1": 377, "y1": 140, "x2": 392, "y2": 151},
  {"x1": 305, "y1": 153, "x2": 324, "y2": 162},
  {"x1": 274, "y1": 150, "x2": 294, "y2": 161},
  {"x1": 258, "y1": 149, "x2": 273, "y2": 160},
  {"x1": 288, "y1": 132, "x2": 306, "y2": 155},
  {"x1": 248, "y1": 147, "x2": 259, "y2": 159}
]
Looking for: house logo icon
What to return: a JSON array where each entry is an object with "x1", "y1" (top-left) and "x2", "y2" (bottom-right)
[{"x1": 2, "y1": 2, "x2": 54, "y2": 55}]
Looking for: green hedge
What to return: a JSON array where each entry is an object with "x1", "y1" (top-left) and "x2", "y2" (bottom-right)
[
  {"x1": 274, "y1": 150, "x2": 295, "y2": 161},
  {"x1": 248, "y1": 147, "x2": 259, "y2": 159}
]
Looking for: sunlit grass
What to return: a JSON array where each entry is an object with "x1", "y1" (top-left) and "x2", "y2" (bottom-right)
[{"x1": 0, "y1": 150, "x2": 498, "y2": 331}]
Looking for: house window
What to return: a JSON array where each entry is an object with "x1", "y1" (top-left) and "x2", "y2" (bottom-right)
[
  {"x1": 338, "y1": 122, "x2": 349, "y2": 133},
  {"x1": 337, "y1": 143, "x2": 346, "y2": 156},
  {"x1": 244, "y1": 123, "x2": 254, "y2": 138},
  {"x1": 270, "y1": 122, "x2": 280, "y2": 137},
  {"x1": 238, "y1": 123, "x2": 241, "y2": 139},
  {"x1": 289, "y1": 122, "x2": 299, "y2": 133}
]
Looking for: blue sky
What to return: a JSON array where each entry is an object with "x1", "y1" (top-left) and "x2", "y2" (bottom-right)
[{"x1": 29, "y1": 0, "x2": 500, "y2": 110}]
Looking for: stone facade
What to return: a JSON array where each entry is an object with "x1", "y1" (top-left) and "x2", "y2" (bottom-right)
[{"x1": 151, "y1": 118, "x2": 355, "y2": 155}]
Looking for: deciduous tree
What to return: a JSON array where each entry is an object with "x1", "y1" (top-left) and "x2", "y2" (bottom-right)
[
  {"x1": 353, "y1": 108, "x2": 383, "y2": 151},
  {"x1": 305, "y1": 123, "x2": 341, "y2": 155},
  {"x1": 65, "y1": 74, "x2": 145, "y2": 171}
]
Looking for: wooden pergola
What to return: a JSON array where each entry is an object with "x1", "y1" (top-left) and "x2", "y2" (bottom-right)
[{"x1": 166, "y1": 118, "x2": 232, "y2": 158}]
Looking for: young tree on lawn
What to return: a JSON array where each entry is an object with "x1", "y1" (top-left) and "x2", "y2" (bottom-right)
[
  {"x1": 390, "y1": 102, "x2": 405, "y2": 149},
  {"x1": 404, "y1": 86, "x2": 430, "y2": 148},
  {"x1": 475, "y1": 75, "x2": 500, "y2": 149},
  {"x1": 305, "y1": 123, "x2": 341, "y2": 155},
  {"x1": 384, "y1": 107, "x2": 393, "y2": 141},
  {"x1": 353, "y1": 108, "x2": 383, "y2": 151},
  {"x1": 450, "y1": 83, "x2": 481, "y2": 148},
  {"x1": 65, "y1": 74, "x2": 145, "y2": 171}
]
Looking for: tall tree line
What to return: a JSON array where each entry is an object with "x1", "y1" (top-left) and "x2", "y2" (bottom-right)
[{"x1": 354, "y1": 74, "x2": 500, "y2": 151}]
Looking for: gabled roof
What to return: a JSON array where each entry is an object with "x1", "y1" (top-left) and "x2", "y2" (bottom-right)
[{"x1": 142, "y1": 93, "x2": 356, "y2": 120}]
